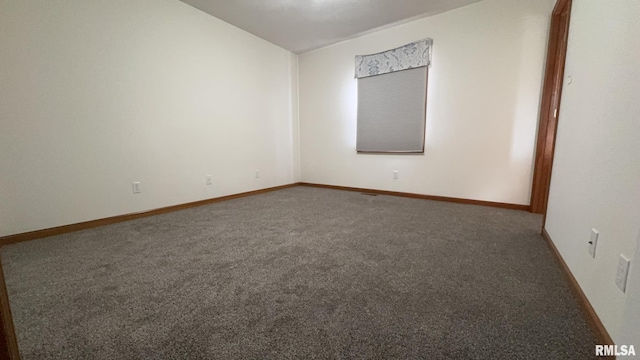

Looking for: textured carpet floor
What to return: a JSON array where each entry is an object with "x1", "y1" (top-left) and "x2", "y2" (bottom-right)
[{"x1": 2, "y1": 186, "x2": 598, "y2": 359}]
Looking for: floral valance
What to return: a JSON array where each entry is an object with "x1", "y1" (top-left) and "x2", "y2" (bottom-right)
[{"x1": 354, "y1": 38, "x2": 433, "y2": 79}]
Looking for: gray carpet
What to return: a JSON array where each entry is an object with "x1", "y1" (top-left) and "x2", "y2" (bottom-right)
[{"x1": 2, "y1": 186, "x2": 598, "y2": 359}]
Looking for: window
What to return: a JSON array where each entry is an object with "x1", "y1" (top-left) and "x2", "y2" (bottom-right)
[{"x1": 355, "y1": 39, "x2": 432, "y2": 153}]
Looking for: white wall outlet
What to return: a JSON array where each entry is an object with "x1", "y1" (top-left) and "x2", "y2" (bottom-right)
[
  {"x1": 615, "y1": 254, "x2": 630, "y2": 293},
  {"x1": 132, "y1": 182, "x2": 141, "y2": 194},
  {"x1": 393, "y1": 170, "x2": 398, "y2": 179},
  {"x1": 588, "y1": 229, "x2": 598, "y2": 258},
  {"x1": 255, "y1": 170, "x2": 260, "y2": 178},
  {"x1": 206, "y1": 175, "x2": 212, "y2": 185}
]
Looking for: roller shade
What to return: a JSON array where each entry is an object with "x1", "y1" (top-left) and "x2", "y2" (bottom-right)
[{"x1": 355, "y1": 39, "x2": 432, "y2": 153}]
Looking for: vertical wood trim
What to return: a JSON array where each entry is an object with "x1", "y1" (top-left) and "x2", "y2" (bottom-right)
[
  {"x1": 530, "y1": 10, "x2": 561, "y2": 213},
  {"x1": 530, "y1": 0, "x2": 572, "y2": 215},
  {"x1": 0, "y1": 258, "x2": 20, "y2": 360},
  {"x1": 541, "y1": 3, "x2": 571, "y2": 217}
]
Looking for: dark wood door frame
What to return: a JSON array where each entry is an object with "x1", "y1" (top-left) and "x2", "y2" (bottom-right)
[
  {"x1": 0, "y1": 257, "x2": 20, "y2": 360},
  {"x1": 530, "y1": 0, "x2": 572, "y2": 217}
]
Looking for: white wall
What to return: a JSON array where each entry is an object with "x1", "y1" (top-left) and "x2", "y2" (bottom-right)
[
  {"x1": 545, "y1": 0, "x2": 640, "y2": 345},
  {"x1": 298, "y1": 0, "x2": 555, "y2": 205},
  {"x1": 621, "y1": 231, "x2": 640, "y2": 349},
  {"x1": 0, "y1": 0, "x2": 298, "y2": 237}
]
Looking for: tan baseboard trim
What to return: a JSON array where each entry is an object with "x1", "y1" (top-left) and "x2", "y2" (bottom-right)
[
  {"x1": 542, "y1": 228, "x2": 615, "y2": 352},
  {"x1": 299, "y1": 182, "x2": 531, "y2": 211},
  {"x1": 0, "y1": 183, "x2": 300, "y2": 246}
]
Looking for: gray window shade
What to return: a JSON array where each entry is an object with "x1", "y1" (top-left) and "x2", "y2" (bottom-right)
[{"x1": 356, "y1": 67, "x2": 427, "y2": 153}]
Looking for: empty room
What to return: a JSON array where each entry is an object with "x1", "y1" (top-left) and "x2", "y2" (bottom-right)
[{"x1": 1, "y1": 0, "x2": 638, "y2": 359}]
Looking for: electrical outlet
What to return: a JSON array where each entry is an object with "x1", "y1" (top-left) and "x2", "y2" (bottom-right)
[
  {"x1": 206, "y1": 175, "x2": 212, "y2": 185},
  {"x1": 393, "y1": 170, "x2": 398, "y2": 179},
  {"x1": 588, "y1": 229, "x2": 598, "y2": 258},
  {"x1": 132, "y1": 182, "x2": 141, "y2": 194},
  {"x1": 255, "y1": 170, "x2": 260, "y2": 178},
  {"x1": 615, "y1": 254, "x2": 630, "y2": 292}
]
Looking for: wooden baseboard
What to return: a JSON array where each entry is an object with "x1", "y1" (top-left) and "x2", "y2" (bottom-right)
[
  {"x1": 0, "y1": 183, "x2": 300, "y2": 247},
  {"x1": 1, "y1": 182, "x2": 530, "y2": 246},
  {"x1": 299, "y1": 182, "x2": 531, "y2": 211},
  {"x1": 541, "y1": 228, "x2": 615, "y2": 354},
  {"x1": 0, "y1": 182, "x2": 607, "y2": 360}
]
